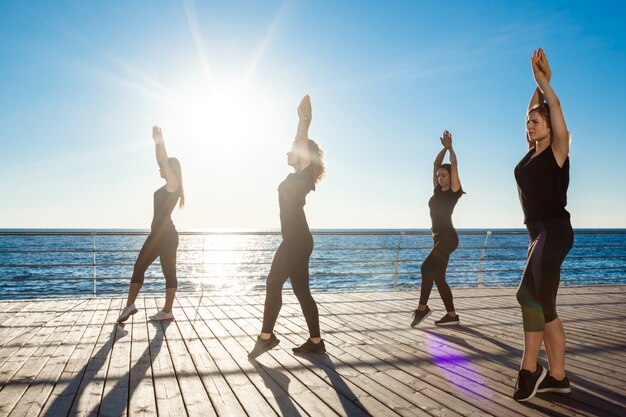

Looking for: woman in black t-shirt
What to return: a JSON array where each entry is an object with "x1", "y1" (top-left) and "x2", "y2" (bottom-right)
[
  {"x1": 117, "y1": 126, "x2": 184, "y2": 324},
  {"x1": 411, "y1": 130, "x2": 463, "y2": 327},
  {"x1": 512, "y1": 49, "x2": 573, "y2": 402},
  {"x1": 249, "y1": 95, "x2": 326, "y2": 359}
]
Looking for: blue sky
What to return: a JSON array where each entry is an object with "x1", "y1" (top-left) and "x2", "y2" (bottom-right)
[{"x1": 1, "y1": 0, "x2": 625, "y2": 229}]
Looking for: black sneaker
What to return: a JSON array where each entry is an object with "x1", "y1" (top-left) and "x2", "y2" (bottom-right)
[
  {"x1": 410, "y1": 306, "x2": 431, "y2": 327},
  {"x1": 248, "y1": 334, "x2": 280, "y2": 359},
  {"x1": 292, "y1": 339, "x2": 326, "y2": 354},
  {"x1": 513, "y1": 363, "x2": 547, "y2": 401},
  {"x1": 435, "y1": 313, "x2": 460, "y2": 326},
  {"x1": 538, "y1": 374, "x2": 571, "y2": 394}
]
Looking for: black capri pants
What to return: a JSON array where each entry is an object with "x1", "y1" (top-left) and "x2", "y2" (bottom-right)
[
  {"x1": 131, "y1": 229, "x2": 179, "y2": 289},
  {"x1": 516, "y1": 218, "x2": 574, "y2": 332},
  {"x1": 262, "y1": 233, "x2": 320, "y2": 338}
]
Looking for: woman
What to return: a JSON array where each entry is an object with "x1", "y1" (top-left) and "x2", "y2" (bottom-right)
[
  {"x1": 117, "y1": 126, "x2": 184, "y2": 324},
  {"x1": 513, "y1": 48, "x2": 573, "y2": 401},
  {"x1": 411, "y1": 130, "x2": 463, "y2": 327},
  {"x1": 248, "y1": 95, "x2": 326, "y2": 359}
]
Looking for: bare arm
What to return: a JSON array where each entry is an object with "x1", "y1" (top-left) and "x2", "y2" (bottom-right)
[
  {"x1": 526, "y1": 87, "x2": 545, "y2": 150},
  {"x1": 532, "y1": 48, "x2": 569, "y2": 166},
  {"x1": 294, "y1": 95, "x2": 312, "y2": 171},
  {"x1": 433, "y1": 144, "x2": 447, "y2": 189},
  {"x1": 153, "y1": 126, "x2": 179, "y2": 192},
  {"x1": 448, "y1": 146, "x2": 461, "y2": 192}
]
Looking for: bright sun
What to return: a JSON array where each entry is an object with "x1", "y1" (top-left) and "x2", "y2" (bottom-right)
[{"x1": 163, "y1": 77, "x2": 281, "y2": 165}]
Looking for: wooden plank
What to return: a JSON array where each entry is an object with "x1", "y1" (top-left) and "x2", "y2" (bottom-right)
[
  {"x1": 127, "y1": 298, "x2": 158, "y2": 417},
  {"x1": 176, "y1": 296, "x2": 288, "y2": 417},
  {"x1": 228, "y1": 296, "x2": 418, "y2": 417},
  {"x1": 143, "y1": 297, "x2": 187, "y2": 417},
  {"x1": 216, "y1": 298, "x2": 355, "y2": 417},
  {"x1": 324, "y1": 290, "x2": 620, "y2": 416},
  {"x1": 48, "y1": 298, "x2": 121, "y2": 417},
  {"x1": 0, "y1": 299, "x2": 92, "y2": 416},
  {"x1": 175, "y1": 295, "x2": 247, "y2": 417},
  {"x1": 8, "y1": 299, "x2": 103, "y2": 417},
  {"x1": 160, "y1": 299, "x2": 217, "y2": 417},
  {"x1": 239, "y1": 294, "x2": 487, "y2": 417}
]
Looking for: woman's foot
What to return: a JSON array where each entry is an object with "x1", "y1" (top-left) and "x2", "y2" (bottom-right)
[
  {"x1": 434, "y1": 312, "x2": 460, "y2": 326},
  {"x1": 513, "y1": 363, "x2": 547, "y2": 401},
  {"x1": 292, "y1": 338, "x2": 326, "y2": 354},
  {"x1": 117, "y1": 304, "x2": 138, "y2": 324},
  {"x1": 149, "y1": 310, "x2": 174, "y2": 321},
  {"x1": 248, "y1": 334, "x2": 280, "y2": 359},
  {"x1": 410, "y1": 306, "x2": 431, "y2": 327}
]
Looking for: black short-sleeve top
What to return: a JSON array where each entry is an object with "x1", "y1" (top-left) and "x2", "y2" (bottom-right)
[
  {"x1": 151, "y1": 186, "x2": 180, "y2": 233},
  {"x1": 428, "y1": 185, "x2": 462, "y2": 233},
  {"x1": 278, "y1": 164, "x2": 316, "y2": 238},
  {"x1": 514, "y1": 146, "x2": 570, "y2": 224}
]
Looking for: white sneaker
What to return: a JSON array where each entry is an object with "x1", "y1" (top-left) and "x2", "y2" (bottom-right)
[
  {"x1": 117, "y1": 304, "x2": 138, "y2": 324},
  {"x1": 149, "y1": 310, "x2": 174, "y2": 321}
]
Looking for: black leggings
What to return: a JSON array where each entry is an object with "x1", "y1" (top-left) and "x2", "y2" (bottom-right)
[
  {"x1": 262, "y1": 234, "x2": 320, "y2": 338},
  {"x1": 419, "y1": 230, "x2": 458, "y2": 312},
  {"x1": 516, "y1": 219, "x2": 573, "y2": 332},
  {"x1": 131, "y1": 230, "x2": 179, "y2": 289}
]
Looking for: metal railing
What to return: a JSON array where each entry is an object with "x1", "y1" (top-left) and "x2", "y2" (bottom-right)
[{"x1": 0, "y1": 230, "x2": 625, "y2": 299}]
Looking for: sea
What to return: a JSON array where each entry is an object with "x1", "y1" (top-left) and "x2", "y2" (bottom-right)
[{"x1": 1, "y1": 229, "x2": 625, "y2": 299}]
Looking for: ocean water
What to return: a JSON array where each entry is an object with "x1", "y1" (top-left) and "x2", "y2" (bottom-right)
[{"x1": 0, "y1": 229, "x2": 625, "y2": 299}]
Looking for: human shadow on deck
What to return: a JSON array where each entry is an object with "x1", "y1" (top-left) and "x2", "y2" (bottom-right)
[
  {"x1": 42, "y1": 323, "x2": 127, "y2": 416},
  {"x1": 296, "y1": 353, "x2": 372, "y2": 417},
  {"x1": 422, "y1": 327, "x2": 626, "y2": 416},
  {"x1": 42, "y1": 319, "x2": 168, "y2": 417},
  {"x1": 96, "y1": 320, "x2": 169, "y2": 416},
  {"x1": 249, "y1": 358, "x2": 303, "y2": 417}
]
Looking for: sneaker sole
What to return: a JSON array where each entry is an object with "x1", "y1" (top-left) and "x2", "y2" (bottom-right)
[
  {"x1": 149, "y1": 316, "x2": 174, "y2": 321},
  {"x1": 435, "y1": 320, "x2": 460, "y2": 326},
  {"x1": 410, "y1": 310, "x2": 432, "y2": 327},
  {"x1": 537, "y1": 387, "x2": 571, "y2": 394},
  {"x1": 117, "y1": 308, "x2": 138, "y2": 324},
  {"x1": 293, "y1": 347, "x2": 327, "y2": 355},
  {"x1": 515, "y1": 367, "x2": 548, "y2": 402}
]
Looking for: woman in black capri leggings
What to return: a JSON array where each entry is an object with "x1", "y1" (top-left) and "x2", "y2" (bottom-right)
[
  {"x1": 248, "y1": 95, "x2": 325, "y2": 359},
  {"x1": 411, "y1": 130, "x2": 463, "y2": 327},
  {"x1": 117, "y1": 126, "x2": 184, "y2": 324},
  {"x1": 512, "y1": 48, "x2": 573, "y2": 401}
]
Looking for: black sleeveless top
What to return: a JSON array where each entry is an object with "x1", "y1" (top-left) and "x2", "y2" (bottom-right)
[
  {"x1": 428, "y1": 185, "x2": 462, "y2": 233},
  {"x1": 278, "y1": 165, "x2": 316, "y2": 238},
  {"x1": 514, "y1": 146, "x2": 570, "y2": 224},
  {"x1": 151, "y1": 186, "x2": 180, "y2": 233}
]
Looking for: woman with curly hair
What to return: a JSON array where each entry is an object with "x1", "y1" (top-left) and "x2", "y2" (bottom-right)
[
  {"x1": 513, "y1": 48, "x2": 573, "y2": 401},
  {"x1": 249, "y1": 95, "x2": 326, "y2": 358}
]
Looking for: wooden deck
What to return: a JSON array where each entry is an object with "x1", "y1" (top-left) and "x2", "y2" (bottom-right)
[{"x1": 0, "y1": 285, "x2": 624, "y2": 417}]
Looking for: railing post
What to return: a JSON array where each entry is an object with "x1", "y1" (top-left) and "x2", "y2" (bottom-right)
[
  {"x1": 478, "y1": 231, "x2": 491, "y2": 288},
  {"x1": 393, "y1": 232, "x2": 405, "y2": 290},
  {"x1": 92, "y1": 233, "x2": 97, "y2": 296}
]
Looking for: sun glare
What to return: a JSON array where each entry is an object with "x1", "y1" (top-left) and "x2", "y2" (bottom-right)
[{"x1": 164, "y1": 78, "x2": 280, "y2": 165}]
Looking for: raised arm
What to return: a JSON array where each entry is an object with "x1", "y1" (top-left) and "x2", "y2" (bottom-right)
[
  {"x1": 532, "y1": 48, "x2": 569, "y2": 167},
  {"x1": 526, "y1": 88, "x2": 545, "y2": 150},
  {"x1": 448, "y1": 145, "x2": 461, "y2": 193},
  {"x1": 153, "y1": 126, "x2": 179, "y2": 192},
  {"x1": 433, "y1": 149, "x2": 447, "y2": 189},
  {"x1": 294, "y1": 95, "x2": 312, "y2": 171}
]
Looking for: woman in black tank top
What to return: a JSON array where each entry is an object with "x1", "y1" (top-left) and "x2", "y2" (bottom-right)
[
  {"x1": 248, "y1": 95, "x2": 326, "y2": 359},
  {"x1": 117, "y1": 126, "x2": 185, "y2": 324},
  {"x1": 410, "y1": 130, "x2": 464, "y2": 328},
  {"x1": 512, "y1": 49, "x2": 574, "y2": 402}
]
